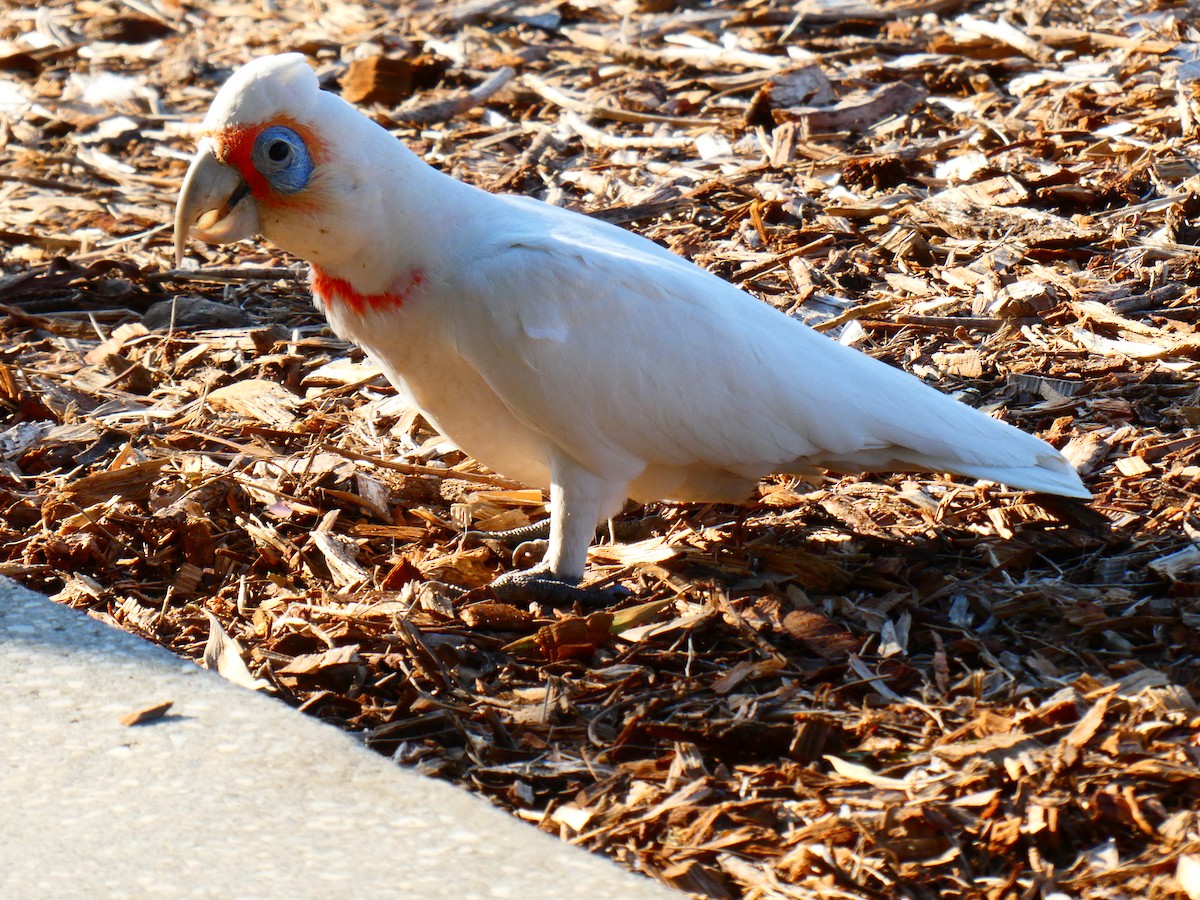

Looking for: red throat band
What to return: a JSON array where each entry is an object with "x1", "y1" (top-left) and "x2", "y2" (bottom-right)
[{"x1": 311, "y1": 266, "x2": 425, "y2": 314}]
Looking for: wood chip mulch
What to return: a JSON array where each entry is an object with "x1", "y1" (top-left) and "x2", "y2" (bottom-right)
[{"x1": 2, "y1": 1, "x2": 1200, "y2": 897}]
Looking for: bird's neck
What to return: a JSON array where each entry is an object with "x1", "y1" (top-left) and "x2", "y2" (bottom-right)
[{"x1": 310, "y1": 264, "x2": 427, "y2": 315}]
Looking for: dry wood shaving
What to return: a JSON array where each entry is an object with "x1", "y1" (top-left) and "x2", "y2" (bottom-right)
[{"x1": 2, "y1": 1, "x2": 1199, "y2": 897}]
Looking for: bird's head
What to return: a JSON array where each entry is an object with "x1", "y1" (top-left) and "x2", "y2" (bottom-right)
[
  {"x1": 176, "y1": 54, "x2": 461, "y2": 302},
  {"x1": 174, "y1": 53, "x2": 345, "y2": 267}
]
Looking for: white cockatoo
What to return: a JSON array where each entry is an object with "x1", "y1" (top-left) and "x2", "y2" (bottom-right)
[{"x1": 175, "y1": 54, "x2": 1089, "y2": 599}]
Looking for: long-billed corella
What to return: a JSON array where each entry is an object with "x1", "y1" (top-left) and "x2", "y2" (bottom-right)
[{"x1": 175, "y1": 54, "x2": 1089, "y2": 602}]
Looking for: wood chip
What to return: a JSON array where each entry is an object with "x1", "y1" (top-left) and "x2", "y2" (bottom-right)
[
  {"x1": 207, "y1": 379, "x2": 298, "y2": 428},
  {"x1": 119, "y1": 701, "x2": 174, "y2": 726},
  {"x1": 8, "y1": 3, "x2": 1198, "y2": 896}
]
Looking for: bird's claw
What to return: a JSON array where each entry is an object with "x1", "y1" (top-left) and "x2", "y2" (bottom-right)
[{"x1": 512, "y1": 539, "x2": 548, "y2": 568}]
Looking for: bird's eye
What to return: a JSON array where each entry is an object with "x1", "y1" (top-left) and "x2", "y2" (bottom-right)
[{"x1": 251, "y1": 125, "x2": 313, "y2": 194}]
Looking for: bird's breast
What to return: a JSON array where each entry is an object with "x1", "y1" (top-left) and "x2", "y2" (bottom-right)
[{"x1": 313, "y1": 278, "x2": 554, "y2": 490}]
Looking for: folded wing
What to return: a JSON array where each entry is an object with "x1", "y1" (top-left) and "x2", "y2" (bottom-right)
[{"x1": 447, "y1": 195, "x2": 1089, "y2": 500}]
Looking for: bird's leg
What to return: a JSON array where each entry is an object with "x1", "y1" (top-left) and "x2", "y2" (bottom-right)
[
  {"x1": 544, "y1": 459, "x2": 602, "y2": 581},
  {"x1": 488, "y1": 457, "x2": 627, "y2": 606}
]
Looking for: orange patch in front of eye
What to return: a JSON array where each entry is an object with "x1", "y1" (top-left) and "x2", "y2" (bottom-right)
[{"x1": 211, "y1": 117, "x2": 326, "y2": 207}]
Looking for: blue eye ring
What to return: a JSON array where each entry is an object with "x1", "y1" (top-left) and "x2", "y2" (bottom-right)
[{"x1": 251, "y1": 125, "x2": 313, "y2": 194}]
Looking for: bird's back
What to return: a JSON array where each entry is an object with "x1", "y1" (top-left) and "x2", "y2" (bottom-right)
[{"x1": 444, "y1": 192, "x2": 1087, "y2": 500}]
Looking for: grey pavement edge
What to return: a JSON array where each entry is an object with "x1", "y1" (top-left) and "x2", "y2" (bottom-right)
[{"x1": 1, "y1": 578, "x2": 674, "y2": 899}]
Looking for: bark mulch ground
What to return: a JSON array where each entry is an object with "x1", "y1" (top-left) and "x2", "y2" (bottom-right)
[{"x1": 1, "y1": 1, "x2": 1199, "y2": 897}]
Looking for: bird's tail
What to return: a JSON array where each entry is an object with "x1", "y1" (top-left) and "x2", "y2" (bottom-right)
[{"x1": 947, "y1": 453, "x2": 1090, "y2": 499}]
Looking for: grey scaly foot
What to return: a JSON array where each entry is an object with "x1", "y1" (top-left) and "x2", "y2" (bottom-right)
[
  {"x1": 462, "y1": 519, "x2": 551, "y2": 547},
  {"x1": 462, "y1": 515, "x2": 666, "y2": 567},
  {"x1": 461, "y1": 520, "x2": 550, "y2": 568},
  {"x1": 463, "y1": 516, "x2": 666, "y2": 548},
  {"x1": 488, "y1": 563, "x2": 627, "y2": 607}
]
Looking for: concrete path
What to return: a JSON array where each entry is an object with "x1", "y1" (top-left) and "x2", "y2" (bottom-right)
[{"x1": 0, "y1": 578, "x2": 673, "y2": 899}]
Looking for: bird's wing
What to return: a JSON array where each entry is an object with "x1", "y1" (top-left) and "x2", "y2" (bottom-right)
[{"x1": 445, "y1": 195, "x2": 1085, "y2": 496}]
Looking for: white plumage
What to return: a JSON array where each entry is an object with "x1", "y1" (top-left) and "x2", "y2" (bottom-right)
[{"x1": 176, "y1": 54, "x2": 1089, "y2": 591}]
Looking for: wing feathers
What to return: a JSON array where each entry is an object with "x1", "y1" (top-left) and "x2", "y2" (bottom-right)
[{"x1": 450, "y1": 195, "x2": 1087, "y2": 500}]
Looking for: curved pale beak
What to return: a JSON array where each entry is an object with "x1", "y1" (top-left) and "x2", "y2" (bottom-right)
[{"x1": 173, "y1": 141, "x2": 262, "y2": 266}]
